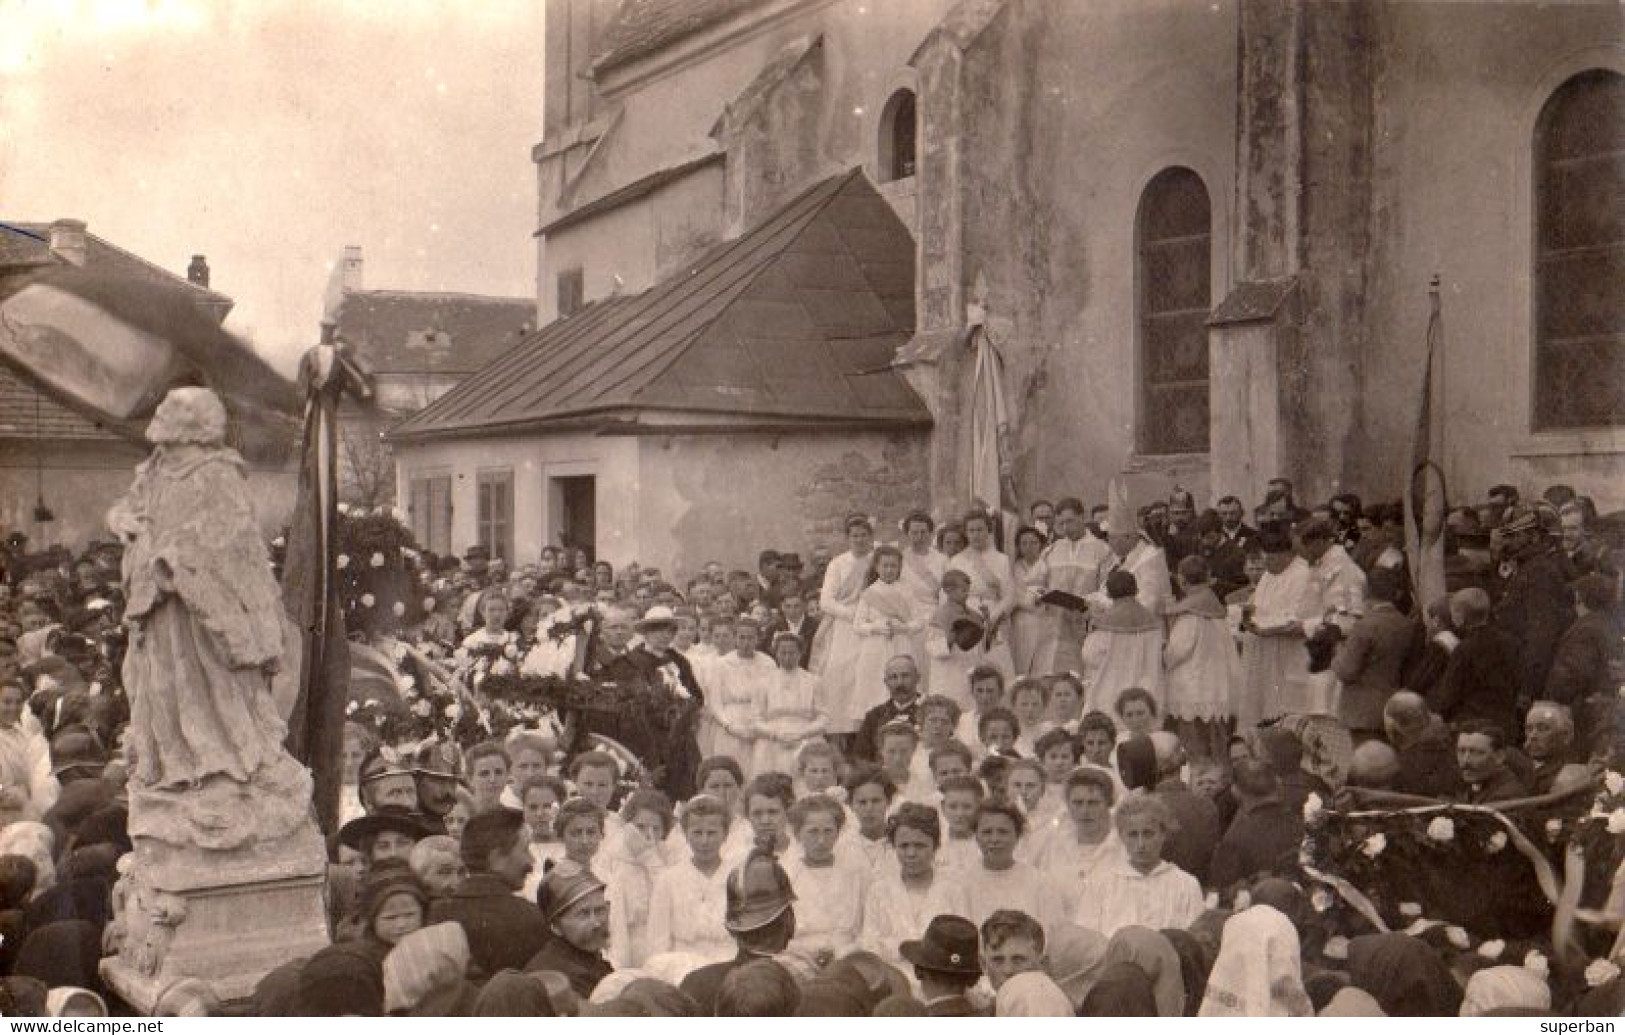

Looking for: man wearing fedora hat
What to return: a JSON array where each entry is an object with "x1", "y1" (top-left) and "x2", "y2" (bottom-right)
[
  {"x1": 678, "y1": 848, "x2": 798, "y2": 1014},
  {"x1": 900, "y1": 914, "x2": 985, "y2": 1017},
  {"x1": 526, "y1": 860, "x2": 614, "y2": 999},
  {"x1": 628, "y1": 605, "x2": 704, "y2": 799}
]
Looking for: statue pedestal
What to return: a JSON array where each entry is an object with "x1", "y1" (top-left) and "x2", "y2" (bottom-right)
[{"x1": 101, "y1": 814, "x2": 330, "y2": 1013}]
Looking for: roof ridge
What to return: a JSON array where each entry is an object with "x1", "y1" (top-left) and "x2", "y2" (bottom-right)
[
  {"x1": 9, "y1": 222, "x2": 233, "y2": 305},
  {"x1": 341, "y1": 288, "x2": 534, "y2": 304}
]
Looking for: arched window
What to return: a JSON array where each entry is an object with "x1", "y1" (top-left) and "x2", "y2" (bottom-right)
[
  {"x1": 878, "y1": 89, "x2": 917, "y2": 182},
  {"x1": 1137, "y1": 167, "x2": 1212, "y2": 454},
  {"x1": 1534, "y1": 69, "x2": 1625, "y2": 429}
]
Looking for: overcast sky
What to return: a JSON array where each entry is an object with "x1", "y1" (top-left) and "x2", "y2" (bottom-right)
[{"x1": 1, "y1": 0, "x2": 546, "y2": 373}]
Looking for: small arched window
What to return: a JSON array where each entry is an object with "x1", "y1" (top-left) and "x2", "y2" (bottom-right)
[
  {"x1": 1533, "y1": 69, "x2": 1625, "y2": 430},
  {"x1": 1136, "y1": 166, "x2": 1212, "y2": 455},
  {"x1": 878, "y1": 89, "x2": 917, "y2": 182}
]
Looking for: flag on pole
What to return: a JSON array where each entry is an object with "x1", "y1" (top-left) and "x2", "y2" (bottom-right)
[
  {"x1": 1405, "y1": 276, "x2": 1449, "y2": 613},
  {"x1": 280, "y1": 343, "x2": 352, "y2": 834},
  {"x1": 970, "y1": 325, "x2": 1020, "y2": 551}
]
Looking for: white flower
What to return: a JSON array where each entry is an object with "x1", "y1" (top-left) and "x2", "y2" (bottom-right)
[
  {"x1": 1233, "y1": 890, "x2": 1252, "y2": 912},
  {"x1": 1608, "y1": 809, "x2": 1625, "y2": 835},
  {"x1": 1323, "y1": 936, "x2": 1350, "y2": 961},
  {"x1": 336, "y1": 554, "x2": 350, "y2": 569},
  {"x1": 1605, "y1": 770, "x2": 1624, "y2": 796},
  {"x1": 1585, "y1": 959, "x2": 1622, "y2": 988},
  {"x1": 1524, "y1": 950, "x2": 1550, "y2": 979},
  {"x1": 345, "y1": 700, "x2": 359, "y2": 715},
  {"x1": 1399, "y1": 902, "x2": 1423, "y2": 917},
  {"x1": 492, "y1": 659, "x2": 515, "y2": 676},
  {"x1": 395, "y1": 674, "x2": 416, "y2": 694},
  {"x1": 1361, "y1": 833, "x2": 1387, "y2": 858},
  {"x1": 443, "y1": 703, "x2": 459, "y2": 719},
  {"x1": 503, "y1": 643, "x2": 518, "y2": 659},
  {"x1": 360, "y1": 593, "x2": 375, "y2": 608},
  {"x1": 371, "y1": 552, "x2": 385, "y2": 568},
  {"x1": 423, "y1": 596, "x2": 437, "y2": 613},
  {"x1": 1426, "y1": 816, "x2": 1455, "y2": 842},
  {"x1": 411, "y1": 700, "x2": 432, "y2": 718},
  {"x1": 1311, "y1": 888, "x2": 1333, "y2": 913},
  {"x1": 1204, "y1": 892, "x2": 1219, "y2": 910},
  {"x1": 1477, "y1": 940, "x2": 1505, "y2": 960},
  {"x1": 392, "y1": 601, "x2": 406, "y2": 618},
  {"x1": 337, "y1": 502, "x2": 352, "y2": 516},
  {"x1": 1486, "y1": 830, "x2": 1507, "y2": 854},
  {"x1": 1302, "y1": 793, "x2": 1325, "y2": 822},
  {"x1": 1546, "y1": 818, "x2": 1565, "y2": 840},
  {"x1": 1445, "y1": 926, "x2": 1470, "y2": 949}
]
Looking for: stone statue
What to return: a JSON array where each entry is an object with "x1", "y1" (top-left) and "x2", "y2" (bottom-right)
[{"x1": 102, "y1": 387, "x2": 327, "y2": 1008}]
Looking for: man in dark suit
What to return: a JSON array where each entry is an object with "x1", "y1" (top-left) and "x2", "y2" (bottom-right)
[
  {"x1": 428, "y1": 809, "x2": 550, "y2": 978},
  {"x1": 763, "y1": 590, "x2": 819, "y2": 665},
  {"x1": 1215, "y1": 495, "x2": 1258, "y2": 551},
  {"x1": 901, "y1": 915, "x2": 985, "y2": 1017},
  {"x1": 755, "y1": 550, "x2": 784, "y2": 611},
  {"x1": 1331, "y1": 567, "x2": 1418, "y2": 739},
  {"x1": 852, "y1": 655, "x2": 923, "y2": 764},
  {"x1": 1434, "y1": 588, "x2": 1522, "y2": 734}
]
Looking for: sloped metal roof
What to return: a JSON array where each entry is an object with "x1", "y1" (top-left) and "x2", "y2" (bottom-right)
[{"x1": 390, "y1": 169, "x2": 927, "y2": 442}]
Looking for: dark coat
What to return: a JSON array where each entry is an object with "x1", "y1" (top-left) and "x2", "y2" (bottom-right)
[
  {"x1": 628, "y1": 645, "x2": 704, "y2": 799},
  {"x1": 1545, "y1": 611, "x2": 1624, "y2": 708},
  {"x1": 428, "y1": 874, "x2": 551, "y2": 980},
  {"x1": 1210, "y1": 797, "x2": 1303, "y2": 890},
  {"x1": 925, "y1": 994, "x2": 985, "y2": 1017},
  {"x1": 1493, "y1": 547, "x2": 1576, "y2": 701},
  {"x1": 1154, "y1": 779, "x2": 1221, "y2": 885},
  {"x1": 1432, "y1": 625, "x2": 1522, "y2": 732},
  {"x1": 1393, "y1": 717, "x2": 1464, "y2": 799},
  {"x1": 1456, "y1": 766, "x2": 1528, "y2": 805},
  {"x1": 1331, "y1": 604, "x2": 1417, "y2": 732},
  {"x1": 853, "y1": 696, "x2": 921, "y2": 764},
  {"x1": 678, "y1": 948, "x2": 755, "y2": 1015},
  {"x1": 525, "y1": 935, "x2": 613, "y2": 1000}
]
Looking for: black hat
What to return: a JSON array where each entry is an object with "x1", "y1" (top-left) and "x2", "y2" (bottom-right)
[
  {"x1": 338, "y1": 807, "x2": 434, "y2": 851},
  {"x1": 779, "y1": 552, "x2": 803, "y2": 570},
  {"x1": 899, "y1": 915, "x2": 981, "y2": 977},
  {"x1": 949, "y1": 617, "x2": 985, "y2": 652}
]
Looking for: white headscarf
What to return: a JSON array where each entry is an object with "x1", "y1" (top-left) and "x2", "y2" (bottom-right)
[
  {"x1": 1460, "y1": 965, "x2": 1551, "y2": 1017},
  {"x1": 996, "y1": 971, "x2": 1075, "y2": 1017},
  {"x1": 1197, "y1": 904, "x2": 1312, "y2": 1017}
]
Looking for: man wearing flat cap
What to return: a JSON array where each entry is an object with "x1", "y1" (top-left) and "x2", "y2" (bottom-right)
[{"x1": 526, "y1": 860, "x2": 613, "y2": 999}]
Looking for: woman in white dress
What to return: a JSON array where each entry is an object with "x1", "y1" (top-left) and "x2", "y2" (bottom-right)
[
  {"x1": 861, "y1": 803, "x2": 972, "y2": 972},
  {"x1": 601, "y1": 789, "x2": 677, "y2": 970},
  {"x1": 816, "y1": 515, "x2": 877, "y2": 737},
  {"x1": 962, "y1": 800, "x2": 1065, "y2": 934},
  {"x1": 0, "y1": 681, "x2": 56, "y2": 827},
  {"x1": 1009, "y1": 525, "x2": 1057, "y2": 676},
  {"x1": 852, "y1": 546, "x2": 927, "y2": 705},
  {"x1": 700, "y1": 616, "x2": 773, "y2": 778},
  {"x1": 642, "y1": 795, "x2": 737, "y2": 984},
  {"x1": 948, "y1": 509, "x2": 1018, "y2": 679},
  {"x1": 899, "y1": 511, "x2": 947, "y2": 627},
  {"x1": 750, "y1": 633, "x2": 829, "y2": 776}
]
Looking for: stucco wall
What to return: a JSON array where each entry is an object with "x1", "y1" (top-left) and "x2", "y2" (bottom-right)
[
  {"x1": 393, "y1": 426, "x2": 929, "y2": 579},
  {"x1": 1355, "y1": 2, "x2": 1625, "y2": 510},
  {"x1": 0, "y1": 441, "x2": 295, "y2": 550},
  {"x1": 937, "y1": 0, "x2": 1237, "y2": 508}
]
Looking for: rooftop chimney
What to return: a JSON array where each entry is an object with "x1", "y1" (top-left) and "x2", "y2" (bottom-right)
[
  {"x1": 48, "y1": 219, "x2": 87, "y2": 267},
  {"x1": 341, "y1": 245, "x2": 363, "y2": 294},
  {"x1": 187, "y1": 254, "x2": 210, "y2": 288}
]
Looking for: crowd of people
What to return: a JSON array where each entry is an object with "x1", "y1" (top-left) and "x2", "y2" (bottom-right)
[{"x1": 0, "y1": 474, "x2": 1620, "y2": 1017}]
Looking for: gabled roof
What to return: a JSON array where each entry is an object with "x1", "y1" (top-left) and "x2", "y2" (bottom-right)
[
  {"x1": 391, "y1": 169, "x2": 928, "y2": 443},
  {"x1": 591, "y1": 0, "x2": 768, "y2": 76},
  {"x1": 331, "y1": 291, "x2": 536, "y2": 375},
  {"x1": 0, "y1": 222, "x2": 234, "y2": 319}
]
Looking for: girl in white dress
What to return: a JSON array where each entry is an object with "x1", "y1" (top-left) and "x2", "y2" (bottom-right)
[
  {"x1": 900, "y1": 512, "x2": 947, "y2": 627},
  {"x1": 783, "y1": 795, "x2": 869, "y2": 965},
  {"x1": 701, "y1": 617, "x2": 773, "y2": 777},
  {"x1": 1010, "y1": 526, "x2": 1058, "y2": 676},
  {"x1": 816, "y1": 516, "x2": 878, "y2": 735},
  {"x1": 750, "y1": 633, "x2": 829, "y2": 776},
  {"x1": 948, "y1": 509, "x2": 1019, "y2": 679},
  {"x1": 861, "y1": 803, "x2": 972, "y2": 971},
  {"x1": 643, "y1": 795, "x2": 736, "y2": 984},
  {"x1": 852, "y1": 546, "x2": 927, "y2": 707},
  {"x1": 961, "y1": 801, "x2": 1065, "y2": 934},
  {"x1": 602, "y1": 789, "x2": 677, "y2": 970}
]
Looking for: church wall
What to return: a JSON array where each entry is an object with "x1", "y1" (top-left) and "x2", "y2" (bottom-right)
[
  {"x1": 941, "y1": 0, "x2": 1238, "y2": 510},
  {"x1": 1355, "y1": 1, "x2": 1625, "y2": 510}
]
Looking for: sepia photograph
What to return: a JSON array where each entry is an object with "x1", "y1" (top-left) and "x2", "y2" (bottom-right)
[{"x1": 0, "y1": 0, "x2": 1622, "y2": 1019}]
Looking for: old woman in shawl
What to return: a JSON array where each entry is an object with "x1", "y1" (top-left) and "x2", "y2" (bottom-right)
[{"x1": 1197, "y1": 904, "x2": 1312, "y2": 1017}]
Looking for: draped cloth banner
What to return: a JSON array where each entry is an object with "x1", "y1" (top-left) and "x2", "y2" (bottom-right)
[
  {"x1": 280, "y1": 345, "x2": 352, "y2": 834},
  {"x1": 1405, "y1": 276, "x2": 1449, "y2": 614},
  {"x1": 969, "y1": 324, "x2": 1019, "y2": 551}
]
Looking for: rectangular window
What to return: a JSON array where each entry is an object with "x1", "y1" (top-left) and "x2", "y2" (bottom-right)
[
  {"x1": 476, "y1": 468, "x2": 514, "y2": 562},
  {"x1": 408, "y1": 474, "x2": 452, "y2": 555},
  {"x1": 557, "y1": 268, "x2": 585, "y2": 317}
]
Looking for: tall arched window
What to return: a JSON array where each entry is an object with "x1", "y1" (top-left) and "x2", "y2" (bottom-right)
[
  {"x1": 878, "y1": 89, "x2": 917, "y2": 182},
  {"x1": 1137, "y1": 167, "x2": 1212, "y2": 454},
  {"x1": 1534, "y1": 69, "x2": 1625, "y2": 429}
]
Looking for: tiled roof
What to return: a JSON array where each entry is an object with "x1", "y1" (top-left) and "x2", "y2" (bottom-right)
[
  {"x1": 391, "y1": 169, "x2": 927, "y2": 442},
  {"x1": 331, "y1": 291, "x2": 536, "y2": 375},
  {"x1": 591, "y1": 0, "x2": 768, "y2": 75},
  {"x1": 0, "y1": 222, "x2": 234, "y2": 318}
]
